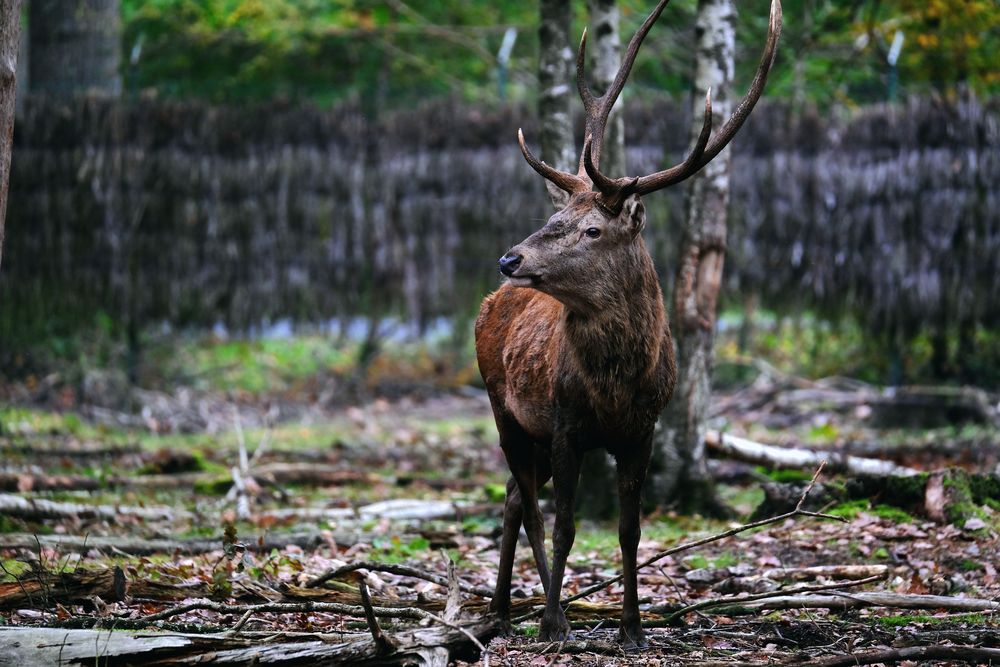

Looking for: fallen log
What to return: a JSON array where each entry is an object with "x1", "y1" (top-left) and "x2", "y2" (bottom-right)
[
  {"x1": 717, "y1": 591, "x2": 1000, "y2": 614},
  {"x1": 0, "y1": 618, "x2": 500, "y2": 665},
  {"x1": 0, "y1": 492, "x2": 188, "y2": 522},
  {"x1": 0, "y1": 530, "x2": 369, "y2": 556},
  {"x1": 0, "y1": 465, "x2": 378, "y2": 493},
  {"x1": 705, "y1": 431, "x2": 920, "y2": 477}
]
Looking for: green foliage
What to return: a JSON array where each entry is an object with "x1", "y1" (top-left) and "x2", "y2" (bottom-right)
[
  {"x1": 370, "y1": 535, "x2": 432, "y2": 563},
  {"x1": 117, "y1": 0, "x2": 1000, "y2": 107}
]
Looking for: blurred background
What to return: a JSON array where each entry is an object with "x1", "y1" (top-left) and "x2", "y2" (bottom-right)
[{"x1": 1, "y1": 0, "x2": 998, "y2": 401}]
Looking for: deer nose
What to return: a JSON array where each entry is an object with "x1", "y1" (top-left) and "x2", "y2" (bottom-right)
[{"x1": 498, "y1": 252, "x2": 523, "y2": 277}]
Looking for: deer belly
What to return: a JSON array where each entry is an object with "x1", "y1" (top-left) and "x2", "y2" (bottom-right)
[{"x1": 505, "y1": 391, "x2": 553, "y2": 441}]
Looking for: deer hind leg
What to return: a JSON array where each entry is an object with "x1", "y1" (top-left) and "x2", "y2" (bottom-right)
[{"x1": 615, "y1": 437, "x2": 653, "y2": 650}]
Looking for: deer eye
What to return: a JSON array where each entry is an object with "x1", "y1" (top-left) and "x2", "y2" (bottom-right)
[{"x1": 585, "y1": 227, "x2": 601, "y2": 239}]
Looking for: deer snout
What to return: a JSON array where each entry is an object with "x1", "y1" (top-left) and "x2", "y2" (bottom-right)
[{"x1": 498, "y1": 251, "x2": 523, "y2": 277}]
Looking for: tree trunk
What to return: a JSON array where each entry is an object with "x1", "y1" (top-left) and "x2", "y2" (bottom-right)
[
  {"x1": 538, "y1": 0, "x2": 575, "y2": 208},
  {"x1": 648, "y1": 0, "x2": 736, "y2": 517},
  {"x1": 28, "y1": 0, "x2": 121, "y2": 98},
  {"x1": 0, "y1": 0, "x2": 19, "y2": 270},
  {"x1": 586, "y1": 0, "x2": 625, "y2": 178},
  {"x1": 575, "y1": 0, "x2": 625, "y2": 520}
]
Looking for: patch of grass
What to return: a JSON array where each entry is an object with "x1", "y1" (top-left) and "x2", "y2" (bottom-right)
[
  {"x1": 0, "y1": 559, "x2": 31, "y2": 581},
  {"x1": 960, "y1": 559, "x2": 984, "y2": 572},
  {"x1": 159, "y1": 336, "x2": 356, "y2": 394}
]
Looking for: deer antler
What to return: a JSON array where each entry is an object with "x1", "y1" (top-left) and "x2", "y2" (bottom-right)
[{"x1": 518, "y1": 0, "x2": 783, "y2": 214}]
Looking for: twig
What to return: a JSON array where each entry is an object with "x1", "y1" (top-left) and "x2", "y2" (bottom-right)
[
  {"x1": 358, "y1": 581, "x2": 396, "y2": 655},
  {"x1": 305, "y1": 560, "x2": 494, "y2": 598},
  {"x1": 140, "y1": 596, "x2": 491, "y2": 657},
  {"x1": 515, "y1": 463, "x2": 844, "y2": 622},
  {"x1": 663, "y1": 573, "x2": 886, "y2": 623}
]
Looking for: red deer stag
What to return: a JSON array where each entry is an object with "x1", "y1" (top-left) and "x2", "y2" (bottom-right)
[{"x1": 475, "y1": 0, "x2": 782, "y2": 648}]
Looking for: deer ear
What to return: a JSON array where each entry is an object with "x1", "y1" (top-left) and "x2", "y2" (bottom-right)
[
  {"x1": 545, "y1": 181, "x2": 572, "y2": 210},
  {"x1": 622, "y1": 194, "x2": 645, "y2": 235}
]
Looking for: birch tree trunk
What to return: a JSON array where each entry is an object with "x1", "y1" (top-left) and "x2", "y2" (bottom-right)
[
  {"x1": 538, "y1": 0, "x2": 575, "y2": 208},
  {"x1": 29, "y1": 0, "x2": 121, "y2": 98},
  {"x1": 575, "y1": 0, "x2": 624, "y2": 520},
  {"x1": 586, "y1": 0, "x2": 625, "y2": 178},
  {"x1": 0, "y1": 0, "x2": 20, "y2": 269},
  {"x1": 648, "y1": 0, "x2": 736, "y2": 517}
]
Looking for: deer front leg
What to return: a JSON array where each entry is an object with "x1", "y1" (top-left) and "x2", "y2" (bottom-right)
[
  {"x1": 539, "y1": 438, "x2": 580, "y2": 642},
  {"x1": 490, "y1": 441, "x2": 553, "y2": 634},
  {"x1": 616, "y1": 438, "x2": 653, "y2": 649}
]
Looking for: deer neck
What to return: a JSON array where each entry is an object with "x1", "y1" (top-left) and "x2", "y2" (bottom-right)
[{"x1": 560, "y1": 243, "x2": 665, "y2": 409}]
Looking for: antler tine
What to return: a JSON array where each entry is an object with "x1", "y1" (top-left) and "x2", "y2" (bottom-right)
[
  {"x1": 575, "y1": 28, "x2": 596, "y2": 113},
  {"x1": 517, "y1": 128, "x2": 588, "y2": 195},
  {"x1": 694, "y1": 0, "x2": 782, "y2": 170},
  {"x1": 634, "y1": 88, "x2": 713, "y2": 194},
  {"x1": 577, "y1": 0, "x2": 672, "y2": 177}
]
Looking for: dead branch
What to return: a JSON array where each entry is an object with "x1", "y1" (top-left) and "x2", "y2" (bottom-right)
[
  {"x1": 306, "y1": 560, "x2": 494, "y2": 598},
  {"x1": 705, "y1": 431, "x2": 920, "y2": 477},
  {"x1": 719, "y1": 591, "x2": 1000, "y2": 614},
  {"x1": 359, "y1": 580, "x2": 397, "y2": 654},
  {"x1": 515, "y1": 464, "x2": 845, "y2": 622},
  {"x1": 663, "y1": 573, "x2": 887, "y2": 622},
  {"x1": 761, "y1": 565, "x2": 889, "y2": 581},
  {"x1": 703, "y1": 645, "x2": 1000, "y2": 667},
  {"x1": 140, "y1": 598, "x2": 425, "y2": 624}
]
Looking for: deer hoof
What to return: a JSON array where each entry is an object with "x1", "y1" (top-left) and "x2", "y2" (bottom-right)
[
  {"x1": 539, "y1": 611, "x2": 572, "y2": 642},
  {"x1": 618, "y1": 623, "x2": 648, "y2": 651}
]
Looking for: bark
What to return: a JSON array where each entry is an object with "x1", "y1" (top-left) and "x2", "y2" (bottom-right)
[
  {"x1": 538, "y1": 0, "x2": 575, "y2": 208},
  {"x1": 28, "y1": 0, "x2": 121, "y2": 98},
  {"x1": 0, "y1": 0, "x2": 19, "y2": 268},
  {"x1": 0, "y1": 619, "x2": 500, "y2": 665},
  {"x1": 649, "y1": 0, "x2": 737, "y2": 517}
]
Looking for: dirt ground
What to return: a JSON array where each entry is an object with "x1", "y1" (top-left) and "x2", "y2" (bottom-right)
[{"x1": 1, "y1": 370, "x2": 998, "y2": 665}]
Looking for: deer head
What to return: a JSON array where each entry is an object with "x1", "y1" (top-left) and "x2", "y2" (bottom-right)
[{"x1": 500, "y1": 0, "x2": 782, "y2": 312}]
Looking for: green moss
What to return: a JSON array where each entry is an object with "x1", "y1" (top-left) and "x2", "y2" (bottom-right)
[
  {"x1": 960, "y1": 559, "x2": 984, "y2": 572},
  {"x1": 193, "y1": 475, "x2": 235, "y2": 495},
  {"x1": 969, "y1": 474, "x2": 1000, "y2": 503},
  {"x1": 760, "y1": 468, "x2": 815, "y2": 483},
  {"x1": 875, "y1": 614, "x2": 934, "y2": 627},
  {"x1": 870, "y1": 505, "x2": 914, "y2": 523},
  {"x1": 883, "y1": 473, "x2": 930, "y2": 506},
  {"x1": 828, "y1": 499, "x2": 870, "y2": 520},
  {"x1": 872, "y1": 546, "x2": 890, "y2": 559}
]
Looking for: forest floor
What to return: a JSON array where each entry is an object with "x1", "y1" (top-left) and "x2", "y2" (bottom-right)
[{"x1": 1, "y1": 336, "x2": 999, "y2": 665}]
